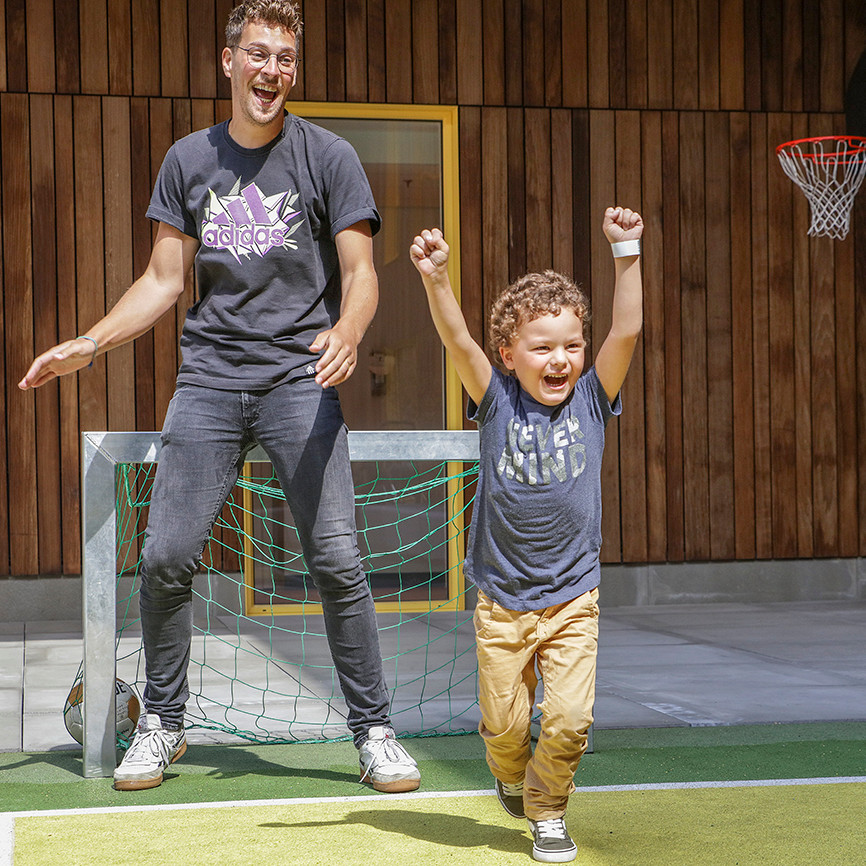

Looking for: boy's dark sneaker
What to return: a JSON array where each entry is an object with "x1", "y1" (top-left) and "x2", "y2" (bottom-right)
[
  {"x1": 526, "y1": 817, "x2": 577, "y2": 863},
  {"x1": 495, "y1": 778, "x2": 525, "y2": 818}
]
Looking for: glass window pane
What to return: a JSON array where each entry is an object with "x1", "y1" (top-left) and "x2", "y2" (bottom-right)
[
  {"x1": 244, "y1": 109, "x2": 464, "y2": 614},
  {"x1": 312, "y1": 115, "x2": 447, "y2": 431}
]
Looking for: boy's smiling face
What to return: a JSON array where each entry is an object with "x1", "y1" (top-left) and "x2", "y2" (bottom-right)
[{"x1": 499, "y1": 308, "x2": 586, "y2": 406}]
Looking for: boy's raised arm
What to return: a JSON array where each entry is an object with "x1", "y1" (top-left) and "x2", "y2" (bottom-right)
[
  {"x1": 593, "y1": 207, "x2": 644, "y2": 404},
  {"x1": 410, "y1": 229, "x2": 492, "y2": 407}
]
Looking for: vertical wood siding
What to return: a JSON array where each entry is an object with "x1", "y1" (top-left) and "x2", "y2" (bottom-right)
[{"x1": 1, "y1": 0, "x2": 865, "y2": 575}]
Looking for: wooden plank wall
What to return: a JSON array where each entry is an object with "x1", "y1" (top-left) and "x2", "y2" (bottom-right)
[{"x1": 1, "y1": 0, "x2": 866, "y2": 577}]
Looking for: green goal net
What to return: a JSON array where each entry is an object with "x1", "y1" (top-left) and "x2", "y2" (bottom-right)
[{"x1": 105, "y1": 446, "x2": 480, "y2": 747}]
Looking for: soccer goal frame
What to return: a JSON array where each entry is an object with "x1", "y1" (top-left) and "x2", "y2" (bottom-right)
[{"x1": 81, "y1": 429, "x2": 480, "y2": 778}]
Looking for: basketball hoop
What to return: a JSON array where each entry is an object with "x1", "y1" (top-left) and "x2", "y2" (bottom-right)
[{"x1": 776, "y1": 135, "x2": 866, "y2": 240}]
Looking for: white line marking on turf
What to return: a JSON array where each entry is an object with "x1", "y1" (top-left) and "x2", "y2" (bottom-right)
[
  {"x1": 572, "y1": 776, "x2": 866, "y2": 792},
  {"x1": 3, "y1": 776, "x2": 865, "y2": 821},
  {"x1": 0, "y1": 814, "x2": 14, "y2": 866}
]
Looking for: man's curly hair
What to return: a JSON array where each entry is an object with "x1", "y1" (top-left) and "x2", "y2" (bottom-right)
[
  {"x1": 489, "y1": 270, "x2": 590, "y2": 366},
  {"x1": 226, "y1": 0, "x2": 303, "y2": 47}
]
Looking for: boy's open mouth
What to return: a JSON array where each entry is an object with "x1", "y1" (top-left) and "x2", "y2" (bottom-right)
[{"x1": 544, "y1": 374, "x2": 568, "y2": 387}]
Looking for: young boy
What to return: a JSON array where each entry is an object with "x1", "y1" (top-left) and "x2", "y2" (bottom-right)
[{"x1": 409, "y1": 207, "x2": 643, "y2": 863}]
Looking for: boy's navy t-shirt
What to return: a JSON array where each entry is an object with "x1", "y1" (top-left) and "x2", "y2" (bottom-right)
[
  {"x1": 147, "y1": 112, "x2": 381, "y2": 390},
  {"x1": 466, "y1": 366, "x2": 621, "y2": 612}
]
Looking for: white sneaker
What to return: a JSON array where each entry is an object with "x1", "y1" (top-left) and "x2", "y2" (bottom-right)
[
  {"x1": 527, "y1": 817, "x2": 577, "y2": 863},
  {"x1": 358, "y1": 725, "x2": 420, "y2": 792},
  {"x1": 113, "y1": 713, "x2": 187, "y2": 791}
]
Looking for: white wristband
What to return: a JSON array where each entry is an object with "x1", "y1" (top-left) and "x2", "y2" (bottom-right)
[{"x1": 610, "y1": 239, "x2": 641, "y2": 258}]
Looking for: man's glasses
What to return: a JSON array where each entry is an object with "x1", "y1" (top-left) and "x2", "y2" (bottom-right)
[{"x1": 236, "y1": 45, "x2": 300, "y2": 73}]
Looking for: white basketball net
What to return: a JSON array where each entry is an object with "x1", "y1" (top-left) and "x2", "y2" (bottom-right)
[{"x1": 776, "y1": 136, "x2": 866, "y2": 240}]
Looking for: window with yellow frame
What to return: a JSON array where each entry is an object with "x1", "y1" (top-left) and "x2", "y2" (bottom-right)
[{"x1": 241, "y1": 103, "x2": 468, "y2": 617}]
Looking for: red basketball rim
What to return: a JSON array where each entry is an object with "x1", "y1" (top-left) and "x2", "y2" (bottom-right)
[{"x1": 776, "y1": 135, "x2": 866, "y2": 163}]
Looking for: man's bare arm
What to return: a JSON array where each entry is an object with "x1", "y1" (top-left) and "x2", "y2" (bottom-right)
[
  {"x1": 19, "y1": 224, "x2": 199, "y2": 390},
  {"x1": 309, "y1": 221, "x2": 379, "y2": 388}
]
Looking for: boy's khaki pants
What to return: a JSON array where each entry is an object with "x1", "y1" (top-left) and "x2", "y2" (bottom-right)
[{"x1": 474, "y1": 587, "x2": 600, "y2": 821}]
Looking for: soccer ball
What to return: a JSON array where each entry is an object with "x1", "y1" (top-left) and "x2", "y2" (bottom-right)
[{"x1": 63, "y1": 678, "x2": 141, "y2": 745}]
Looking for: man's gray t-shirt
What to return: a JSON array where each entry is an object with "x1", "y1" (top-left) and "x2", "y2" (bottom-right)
[
  {"x1": 147, "y1": 113, "x2": 381, "y2": 389},
  {"x1": 466, "y1": 367, "x2": 621, "y2": 612}
]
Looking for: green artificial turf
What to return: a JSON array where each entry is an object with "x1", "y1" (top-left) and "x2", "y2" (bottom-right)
[{"x1": 1, "y1": 722, "x2": 864, "y2": 814}]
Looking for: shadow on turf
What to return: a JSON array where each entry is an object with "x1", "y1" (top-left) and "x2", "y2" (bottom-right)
[
  {"x1": 261, "y1": 809, "x2": 528, "y2": 855},
  {"x1": 1, "y1": 743, "x2": 358, "y2": 788},
  {"x1": 187, "y1": 744, "x2": 358, "y2": 785},
  {"x1": 0, "y1": 751, "x2": 84, "y2": 775}
]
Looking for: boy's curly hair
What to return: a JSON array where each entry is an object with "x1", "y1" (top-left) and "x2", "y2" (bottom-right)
[
  {"x1": 226, "y1": 0, "x2": 303, "y2": 47},
  {"x1": 489, "y1": 270, "x2": 590, "y2": 364}
]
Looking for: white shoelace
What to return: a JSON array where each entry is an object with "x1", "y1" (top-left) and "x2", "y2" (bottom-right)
[
  {"x1": 500, "y1": 780, "x2": 524, "y2": 796},
  {"x1": 360, "y1": 736, "x2": 417, "y2": 782},
  {"x1": 533, "y1": 818, "x2": 570, "y2": 841},
  {"x1": 124, "y1": 728, "x2": 175, "y2": 766}
]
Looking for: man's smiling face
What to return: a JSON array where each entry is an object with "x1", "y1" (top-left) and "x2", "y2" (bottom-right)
[{"x1": 223, "y1": 21, "x2": 297, "y2": 144}]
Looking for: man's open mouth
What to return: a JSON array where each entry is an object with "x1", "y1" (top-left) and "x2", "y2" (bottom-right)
[{"x1": 253, "y1": 85, "x2": 278, "y2": 105}]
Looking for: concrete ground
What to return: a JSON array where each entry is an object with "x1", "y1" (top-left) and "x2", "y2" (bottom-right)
[{"x1": 2, "y1": 600, "x2": 865, "y2": 754}]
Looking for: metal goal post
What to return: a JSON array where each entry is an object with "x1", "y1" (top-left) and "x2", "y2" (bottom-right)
[{"x1": 80, "y1": 429, "x2": 480, "y2": 778}]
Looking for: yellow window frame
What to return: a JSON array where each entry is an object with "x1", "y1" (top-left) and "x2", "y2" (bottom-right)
[{"x1": 241, "y1": 102, "x2": 466, "y2": 617}]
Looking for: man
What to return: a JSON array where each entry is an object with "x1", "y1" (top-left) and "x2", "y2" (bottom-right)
[{"x1": 19, "y1": 0, "x2": 420, "y2": 795}]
